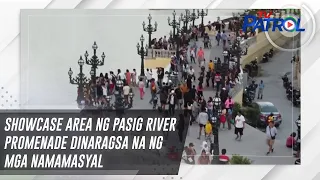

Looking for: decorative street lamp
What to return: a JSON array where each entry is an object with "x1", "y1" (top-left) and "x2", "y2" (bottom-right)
[
  {"x1": 234, "y1": 36, "x2": 242, "y2": 71},
  {"x1": 175, "y1": 23, "x2": 183, "y2": 61},
  {"x1": 136, "y1": 35, "x2": 148, "y2": 78},
  {"x1": 168, "y1": 10, "x2": 180, "y2": 38},
  {"x1": 198, "y1": 9, "x2": 208, "y2": 25},
  {"x1": 190, "y1": 9, "x2": 199, "y2": 27},
  {"x1": 217, "y1": 16, "x2": 222, "y2": 32},
  {"x1": 143, "y1": 14, "x2": 158, "y2": 48},
  {"x1": 212, "y1": 94, "x2": 221, "y2": 164},
  {"x1": 223, "y1": 50, "x2": 229, "y2": 63},
  {"x1": 68, "y1": 56, "x2": 90, "y2": 104},
  {"x1": 222, "y1": 51, "x2": 229, "y2": 88},
  {"x1": 180, "y1": 10, "x2": 192, "y2": 33},
  {"x1": 84, "y1": 41, "x2": 105, "y2": 82},
  {"x1": 233, "y1": 13, "x2": 243, "y2": 37}
]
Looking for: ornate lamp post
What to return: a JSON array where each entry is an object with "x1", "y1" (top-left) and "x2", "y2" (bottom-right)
[
  {"x1": 217, "y1": 16, "x2": 222, "y2": 32},
  {"x1": 198, "y1": 9, "x2": 208, "y2": 25},
  {"x1": 136, "y1": 35, "x2": 148, "y2": 77},
  {"x1": 143, "y1": 14, "x2": 158, "y2": 48},
  {"x1": 84, "y1": 41, "x2": 105, "y2": 82},
  {"x1": 233, "y1": 13, "x2": 243, "y2": 37},
  {"x1": 234, "y1": 36, "x2": 242, "y2": 71},
  {"x1": 212, "y1": 94, "x2": 221, "y2": 163},
  {"x1": 180, "y1": 10, "x2": 192, "y2": 33},
  {"x1": 190, "y1": 9, "x2": 199, "y2": 27},
  {"x1": 222, "y1": 50, "x2": 229, "y2": 88},
  {"x1": 68, "y1": 56, "x2": 90, "y2": 103},
  {"x1": 168, "y1": 10, "x2": 180, "y2": 38},
  {"x1": 175, "y1": 24, "x2": 183, "y2": 61}
]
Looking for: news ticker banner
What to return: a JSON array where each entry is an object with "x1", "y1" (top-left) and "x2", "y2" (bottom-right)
[{"x1": 0, "y1": 110, "x2": 188, "y2": 175}]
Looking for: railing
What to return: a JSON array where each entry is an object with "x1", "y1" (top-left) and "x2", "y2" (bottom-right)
[{"x1": 146, "y1": 48, "x2": 176, "y2": 59}]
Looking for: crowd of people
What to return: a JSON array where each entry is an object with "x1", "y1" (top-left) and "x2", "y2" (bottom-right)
[{"x1": 76, "y1": 13, "x2": 267, "y2": 165}]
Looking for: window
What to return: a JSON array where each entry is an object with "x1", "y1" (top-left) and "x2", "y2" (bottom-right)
[{"x1": 261, "y1": 105, "x2": 278, "y2": 112}]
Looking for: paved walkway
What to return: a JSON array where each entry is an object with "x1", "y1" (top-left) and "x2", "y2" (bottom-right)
[
  {"x1": 182, "y1": 36, "x2": 296, "y2": 165},
  {"x1": 254, "y1": 42, "x2": 300, "y2": 143},
  {"x1": 119, "y1": 32, "x2": 295, "y2": 164}
]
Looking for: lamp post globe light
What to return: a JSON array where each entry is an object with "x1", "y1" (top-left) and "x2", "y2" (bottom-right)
[
  {"x1": 180, "y1": 10, "x2": 192, "y2": 33},
  {"x1": 190, "y1": 9, "x2": 199, "y2": 27},
  {"x1": 198, "y1": 9, "x2": 208, "y2": 25},
  {"x1": 68, "y1": 56, "x2": 90, "y2": 104},
  {"x1": 143, "y1": 14, "x2": 158, "y2": 48},
  {"x1": 168, "y1": 10, "x2": 180, "y2": 38},
  {"x1": 137, "y1": 35, "x2": 148, "y2": 78},
  {"x1": 212, "y1": 95, "x2": 221, "y2": 164},
  {"x1": 84, "y1": 41, "x2": 105, "y2": 83}
]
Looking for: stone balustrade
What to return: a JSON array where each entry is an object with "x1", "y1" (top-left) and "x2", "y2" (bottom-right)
[{"x1": 145, "y1": 48, "x2": 176, "y2": 59}]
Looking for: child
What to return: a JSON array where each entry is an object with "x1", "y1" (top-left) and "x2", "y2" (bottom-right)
[
  {"x1": 286, "y1": 132, "x2": 297, "y2": 148},
  {"x1": 219, "y1": 149, "x2": 230, "y2": 164},
  {"x1": 205, "y1": 120, "x2": 213, "y2": 143}
]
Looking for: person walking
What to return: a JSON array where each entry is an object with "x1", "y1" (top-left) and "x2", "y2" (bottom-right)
[
  {"x1": 123, "y1": 83, "x2": 130, "y2": 104},
  {"x1": 197, "y1": 107, "x2": 208, "y2": 140},
  {"x1": 146, "y1": 69, "x2": 153, "y2": 88},
  {"x1": 215, "y1": 72, "x2": 222, "y2": 92},
  {"x1": 197, "y1": 47, "x2": 204, "y2": 67},
  {"x1": 190, "y1": 48, "x2": 196, "y2": 64},
  {"x1": 234, "y1": 111, "x2": 245, "y2": 141},
  {"x1": 168, "y1": 90, "x2": 177, "y2": 116},
  {"x1": 149, "y1": 80, "x2": 157, "y2": 104},
  {"x1": 131, "y1": 69, "x2": 137, "y2": 87},
  {"x1": 266, "y1": 121, "x2": 277, "y2": 155},
  {"x1": 138, "y1": 78, "x2": 145, "y2": 100},
  {"x1": 216, "y1": 31, "x2": 221, "y2": 46},
  {"x1": 257, "y1": 80, "x2": 265, "y2": 99},
  {"x1": 221, "y1": 30, "x2": 228, "y2": 48}
]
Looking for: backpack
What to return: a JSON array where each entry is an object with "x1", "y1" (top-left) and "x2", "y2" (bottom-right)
[
  {"x1": 151, "y1": 84, "x2": 157, "y2": 93},
  {"x1": 205, "y1": 122, "x2": 212, "y2": 135}
]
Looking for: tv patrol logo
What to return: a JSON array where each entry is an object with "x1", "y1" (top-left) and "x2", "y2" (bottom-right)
[
  {"x1": 242, "y1": 6, "x2": 316, "y2": 52},
  {"x1": 242, "y1": 10, "x2": 305, "y2": 33}
]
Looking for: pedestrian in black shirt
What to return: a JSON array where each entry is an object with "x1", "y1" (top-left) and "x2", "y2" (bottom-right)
[
  {"x1": 175, "y1": 87, "x2": 183, "y2": 109},
  {"x1": 206, "y1": 70, "x2": 211, "y2": 87}
]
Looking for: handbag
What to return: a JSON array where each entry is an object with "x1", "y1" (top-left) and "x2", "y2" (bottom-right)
[{"x1": 230, "y1": 119, "x2": 235, "y2": 124}]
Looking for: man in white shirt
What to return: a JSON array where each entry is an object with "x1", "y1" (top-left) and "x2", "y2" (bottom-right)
[
  {"x1": 190, "y1": 48, "x2": 196, "y2": 64},
  {"x1": 123, "y1": 84, "x2": 130, "y2": 104},
  {"x1": 266, "y1": 121, "x2": 277, "y2": 155},
  {"x1": 146, "y1": 69, "x2": 153, "y2": 88},
  {"x1": 234, "y1": 111, "x2": 245, "y2": 140},
  {"x1": 188, "y1": 66, "x2": 195, "y2": 81}
]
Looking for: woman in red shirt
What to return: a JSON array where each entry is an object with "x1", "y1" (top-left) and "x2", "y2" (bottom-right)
[
  {"x1": 220, "y1": 111, "x2": 227, "y2": 129},
  {"x1": 286, "y1": 132, "x2": 297, "y2": 148}
]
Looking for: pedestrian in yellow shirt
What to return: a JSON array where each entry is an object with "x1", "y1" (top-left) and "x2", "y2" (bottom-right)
[{"x1": 208, "y1": 60, "x2": 214, "y2": 71}]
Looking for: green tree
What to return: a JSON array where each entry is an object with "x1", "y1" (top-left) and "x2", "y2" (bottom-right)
[{"x1": 230, "y1": 155, "x2": 252, "y2": 164}]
